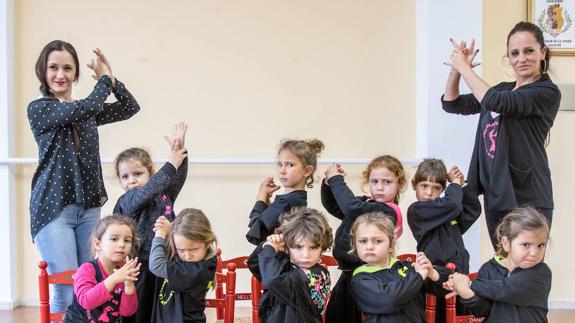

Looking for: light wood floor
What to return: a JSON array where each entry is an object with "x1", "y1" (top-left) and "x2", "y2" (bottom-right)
[{"x1": 1, "y1": 307, "x2": 574, "y2": 323}]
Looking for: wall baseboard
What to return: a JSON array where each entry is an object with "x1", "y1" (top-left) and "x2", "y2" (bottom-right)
[
  {"x1": 549, "y1": 301, "x2": 575, "y2": 309},
  {"x1": 0, "y1": 300, "x2": 20, "y2": 310}
]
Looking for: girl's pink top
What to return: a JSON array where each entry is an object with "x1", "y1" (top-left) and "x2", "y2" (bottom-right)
[{"x1": 73, "y1": 259, "x2": 138, "y2": 317}]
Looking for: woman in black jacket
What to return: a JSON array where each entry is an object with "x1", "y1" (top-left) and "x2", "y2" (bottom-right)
[{"x1": 441, "y1": 21, "x2": 561, "y2": 248}]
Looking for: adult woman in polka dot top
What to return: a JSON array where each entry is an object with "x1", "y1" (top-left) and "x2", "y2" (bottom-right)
[{"x1": 27, "y1": 40, "x2": 140, "y2": 314}]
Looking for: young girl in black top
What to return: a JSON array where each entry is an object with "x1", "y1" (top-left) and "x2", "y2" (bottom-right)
[
  {"x1": 149, "y1": 208, "x2": 218, "y2": 323},
  {"x1": 407, "y1": 159, "x2": 481, "y2": 322},
  {"x1": 246, "y1": 138, "x2": 325, "y2": 245},
  {"x1": 113, "y1": 122, "x2": 188, "y2": 322},
  {"x1": 444, "y1": 207, "x2": 552, "y2": 322},
  {"x1": 254, "y1": 207, "x2": 333, "y2": 323},
  {"x1": 351, "y1": 212, "x2": 448, "y2": 323},
  {"x1": 322, "y1": 155, "x2": 406, "y2": 323}
]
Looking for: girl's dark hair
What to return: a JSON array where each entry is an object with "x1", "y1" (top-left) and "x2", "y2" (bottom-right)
[
  {"x1": 114, "y1": 148, "x2": 155, "y2": 178},
  {"x1": 92, "y1": 215, "x2": 140, "y2": 258},
  {"x1": 167, "y1": 208, "x2": 217, "y2": 261},
  {"x1": 495, "y1": 207, "x2": 550, "y2": 258},
  {"x1": 349, "y1": 212, "x2": 396, "y2": 257},
  {"x1": 276, "y1": 207, "x2": 333, "y2": 252},
  {"x1": 35, "y1": 40, "x2": 80, "y2": 97},
  {"x1": 361, "y1": 154, "x2": 407, "y2": 203},
  {"x1": 507, "y1": 21, "x2": 549, "y2": 73},
  {"x1": 278, "y1": 138, "x2": 325, "y2": 188},
  {"x1": 412, "y1": 158, "x2": 447, "y2": 188}
]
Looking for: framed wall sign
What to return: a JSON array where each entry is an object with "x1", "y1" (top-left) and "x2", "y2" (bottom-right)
[{"x1": 528, "y1": 0, "x2": 575, "y2": 55}]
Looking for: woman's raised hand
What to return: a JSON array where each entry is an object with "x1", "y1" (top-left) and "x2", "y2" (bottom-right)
[
  {"x1": 87, "y1": 48, "x2": 116, "y2": 86},
  {"x1": 446, "y1": 38, "x2": 480, "y2": 73}
]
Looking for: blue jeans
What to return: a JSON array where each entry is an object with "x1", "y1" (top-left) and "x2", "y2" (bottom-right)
[{"x1": 34, "y1": 204, "x2": 101, "y2": 314}]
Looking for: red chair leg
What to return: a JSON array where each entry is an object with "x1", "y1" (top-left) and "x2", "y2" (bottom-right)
[
  {"x1": 251, "y1": 276, "x2": 261, "y2": 323},
  {"x1": 425, "y1": 293, "x2": 437, "y2": 323},
  {"x1": 446, "y1": 295, "x2": 457, "y2": 323},
  {"x1": 39, "y1": 261, "x2": 50, "y2": 323},
  {"x1": 224, "y1": 264, "x2": 236, "y2": 323},
  {"x1": 215, "y1": 249, "x2": 224, "y2": 320}
]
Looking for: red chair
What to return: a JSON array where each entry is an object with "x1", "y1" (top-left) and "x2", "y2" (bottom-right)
[
  {"x1": 445, "y1": 271, "x2": 485, "y2": 323},
  {"x1": 396, "y1": 254, "x2": 439, "y2": 323},
  {"x1": 206, "y1": 262, "x2": 237, "y2": 323},
  {"x1": 216, "y1": 249, "x2": 261, "y2": 323},
  {"x1": 38, "y1": 261, "x2": 76, "y2": 323}
]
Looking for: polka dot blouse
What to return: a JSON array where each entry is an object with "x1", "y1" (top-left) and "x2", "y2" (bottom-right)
[{"x1": 27, "y1": 75, "x2": 140, "y2": 239}]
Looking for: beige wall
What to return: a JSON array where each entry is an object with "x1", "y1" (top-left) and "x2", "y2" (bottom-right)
[
  {"x1": 482, "y1": 0, "x2": 575, "y2": 303},
  {"x1": 14, "y1": 1, "x2": 417, "y2": 302}
]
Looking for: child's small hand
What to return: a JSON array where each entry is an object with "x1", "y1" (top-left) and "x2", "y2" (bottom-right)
[
  {"x1": 123, "y1": 257, "x2": 141, "y2": 295},
  {"x1": 168, "y1": 146, "x2": 188, "y2": 169},
  {"x1": 413, "y1": 252, "x2": 432, "y2": 280},
  {"x1": 105, "y1": 257, "x2": 140, "y2": 292},
  {"x1": 265, "y1": 234, "x2": 285, "y2": 253},
  {"x1": 447, "y1": 166, "x2": 465, "y2": 185},
  {"x1": 443, "y1": 274, "x2": 455, "y2": 292},
  {"x1": 257, "y1": 177, "x2": 280, "y2": 202},
  {"x1": 324, "y1": 163, "x2": 346, "y2": 181},
  {"x1": 417, "y1": 253, "x2": 440, "y2": 281},
  {"x1": 154, "y1": 216, "x2": 173, "y2": 238},
  {"x1": 164, "y1": 122, "x2": 188, "y2": 151},
  {"x1": 446, "y1": 272, "x2": 474, "y2": 299}
]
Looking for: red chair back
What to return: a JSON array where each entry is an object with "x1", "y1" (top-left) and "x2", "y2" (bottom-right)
[
  {"x1": 206, "y1": 262, "x2": 237, "y2": 323},
  {"x1": 445, "y1": 272, "x2": 484, "y2": 323},
  {"x1": 216, "y1": 249, "x2": 261, "y2": 323},
  {"x1": 38, "y1": 261, "x2": 76, "y2": 323}
]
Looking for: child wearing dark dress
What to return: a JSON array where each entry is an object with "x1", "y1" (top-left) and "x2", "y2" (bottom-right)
[
  {"x1": 444, "y1": 207, "x2": 552, "y2": 323},
  {"x1": 246, "y1": 138, "x2": 325, "y2": 245},
  {"x1": 149, "y1": 208, "x2": 218, "y2": 323},
  {"x1": 253, "y1": 207, "x2": 333, "y2": 323},
  {"x1": 322, "y1": 155, "x2": 406, "y2": 323},
  {"x1": 351, "y1": 212, "x2": 449, "y2": 323},
  {"x1": 113, "y1": 122, "x2": 188, "y2": 322},
  {"x1": 407, "y1": 159, "x2": 481, "y2": 322}
]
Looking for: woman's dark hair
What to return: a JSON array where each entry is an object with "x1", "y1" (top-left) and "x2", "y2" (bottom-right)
[
  {"x1": 35, "y1": 40, "x2": 80, "y2": 97},
  {"x1": 507, "y1": 21, "x2": 549, "y2": 73}
]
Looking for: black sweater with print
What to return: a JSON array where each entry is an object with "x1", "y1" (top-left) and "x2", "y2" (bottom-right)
[
  {"x1": 407, "y1": 183, "x2": 480, "y2": 273},
  {"x1": 113, "y1": 160, "x2": 187, "y2": 259},
  {"x1": 351, "y1": 259, "x2": 449, "y2": 323},
  {"x1": 321, "y1": 175, "x2": 397, "y2": 271},
  {"x1": 149, "y1": 237, "x2": 217, "y2": 323},
  {"x1": 256, "y1": 245, "x2": 331, "y2": 323},
  {"x1": 460, "y1": 257, "x2": 551, "y2": 323}
]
